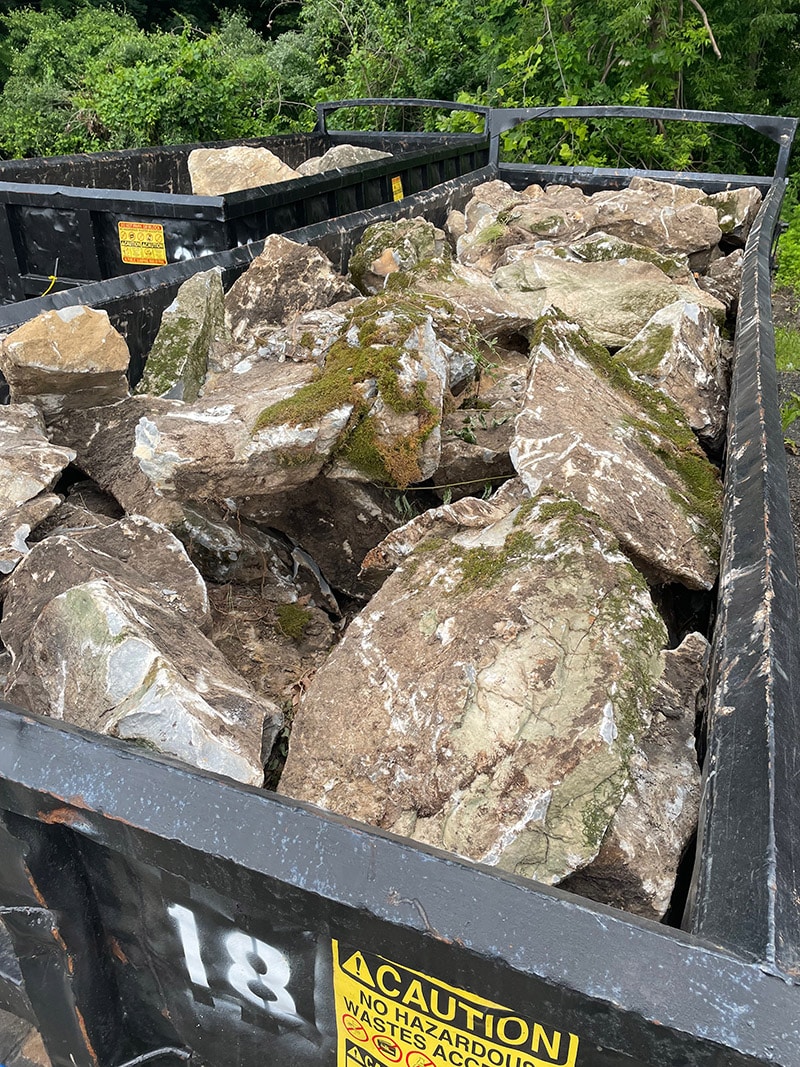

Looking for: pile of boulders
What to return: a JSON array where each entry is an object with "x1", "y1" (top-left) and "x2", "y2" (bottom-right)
[
  {"x1": 0, "y1": 175, "x2": 760, "y2": 921},
  {"x1": 187, "y1": 143, "x2": 393, "y2": 196}
]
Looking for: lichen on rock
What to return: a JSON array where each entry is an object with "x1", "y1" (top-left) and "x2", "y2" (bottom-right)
[
  {"x1": 512, "y1": 309, "x2": 722, "y2": 588},
  {"x1": 279, "y1": 490, "x2": 667, "y2": 884}
]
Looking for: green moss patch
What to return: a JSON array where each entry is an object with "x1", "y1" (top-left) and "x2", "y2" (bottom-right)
[
  {"x1": 616, "y1": 323, "x2": 675, "y2": 375},
  {"x1": 252, "y1": 293, "x2": 449, "y2": 487},
  {"x1": 275, "y1": 602, "x2": 311, "y2": 640}
]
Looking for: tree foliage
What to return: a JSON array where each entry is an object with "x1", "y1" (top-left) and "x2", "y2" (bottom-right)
[{"x1": 0, "y1": 0, "x2": 797, "y2": 181}]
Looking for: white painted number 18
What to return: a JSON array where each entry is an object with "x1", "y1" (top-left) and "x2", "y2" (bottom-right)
[{"x1": 168, "y1": 903, "x2": 298, "y2": 1016}]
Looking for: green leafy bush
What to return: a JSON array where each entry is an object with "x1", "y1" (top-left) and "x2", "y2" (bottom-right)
[{"x1": 776, "y1": 207, "x2": 800, "y2": 294}]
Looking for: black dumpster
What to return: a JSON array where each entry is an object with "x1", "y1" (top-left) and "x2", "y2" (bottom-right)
[
  {"x1": 0, "y1": 98, "x2": 489, "y2": 303},
  {"x1": 0, "y1": 104, "x2": 799, "y2": 1067}
]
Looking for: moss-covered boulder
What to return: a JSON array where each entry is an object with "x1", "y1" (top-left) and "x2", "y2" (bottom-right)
[
  {"x1": 568, "y1": 231, "x2": 691, "y2": 280},
  {"x1": 511, "y1": 310, "x2": 722, "y2": 589},
  {"x1": 349, "y1": 218, "x2": 448, "y2": 295},
  {"x1": 280, "y1": 490, "x2": 667, "y2": 884},
  {"x1": 253, "y1": 291, "x2": 476, "y2": 488},
  {"x1": 138, "y1": 269, "x2": 228, "y2": 402},
  {"x1": 614, "y1": 300, "x2": 728, "y2": 447}
]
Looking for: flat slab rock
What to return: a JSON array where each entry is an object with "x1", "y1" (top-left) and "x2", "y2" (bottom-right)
[{"x1": 280, "y1": 492, "x2": 667, "y2": 884}]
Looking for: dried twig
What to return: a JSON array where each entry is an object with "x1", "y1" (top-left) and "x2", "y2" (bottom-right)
[{"x1": 688, "y1": 0, "x2": 722, "y2": 58}]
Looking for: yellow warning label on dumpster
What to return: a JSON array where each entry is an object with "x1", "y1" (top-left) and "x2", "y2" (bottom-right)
[
  {"x1": 332, "y1": 941, "x2": 580, "y2": 1067},
  {"x1": 118, "y1": 221, "x2": 168, "y2": 266},
  {"x1": 391, "y1": 176, "x2": 404, "y2": 201}
]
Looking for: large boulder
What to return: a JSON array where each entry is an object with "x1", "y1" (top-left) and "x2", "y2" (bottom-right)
[
  {"x1": 589, "y1": 179, "x2": 722, "y2": 255},
  {"x1": 406, "y1": 261, "x2": 549, "y2": 343},
  {"x1": 1, "y1": 517, "x2": 281, "y2": 785},
  {"x1": 225, "y1": 235, "x2": 360, "y2": 349},
  {"x1": 567, "y1": 231, "x2": 691, "y2": 281},
  {"x1": 457, "y1": 184, "x2": 599, "y2": 272},
  {"x1": 561, "y1": 632, "x2": 707, "y2": 919},
  {"x1": 702, "y1": 187, "x2": 762, "y2": 244},
  {"x1": 1, "y1": 514, "x2": 211, "y2": 635},
  {"x1": 511, "y1": 311, "x2": 722, "y2": 589},
  {"x1": 252, "y1": 292, "x2": 462, "y2": 490},
  {"x1": 492, "y1": 255, "x2": 725, "y2": 348},
  {"x1": 462, "y1": 180, "x2": 529, "y2": 233},
  {"x1": 280, "y1": 491, "x2": 667, "y2": 884},
  {"x1": 296, "y1": 144, "x2": 391, "y2": 176},
  {"x1": 0, "y1": 404, "x2": 74, "y2": 576},
  {"x1": 138, "y1": 269, "x2": 229, "y2": 401},
  {"x1": 0, "y1": 306, "x2": 130, "y2": 419},
  {"x1": 696, "y1": 248, "x2": 744, "y2": 313},
  {"x1": 349, "y1": 218, "x2": 448, "y2": 294},
  {"x1": 614, "y1": 300, "x2": 728, "y2": 447},
  {"x1": 50, "y1": 396, "x2": 184, "y2": 526},
  {"x1": 187, "y1": 146, "x2": 299, "y2": 196}
]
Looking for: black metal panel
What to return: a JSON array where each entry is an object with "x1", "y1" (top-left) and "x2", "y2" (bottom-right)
[
  {"x1": 685, "y1": 182, "x2": 800, "y2": 975},
  {"x1": 0, "y1": 703, "x2": 799, "y2": 1067}
]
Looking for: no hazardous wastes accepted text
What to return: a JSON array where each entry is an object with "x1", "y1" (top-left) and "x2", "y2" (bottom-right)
[{"x1": 332, "y1": 941, "x2": 579, "y2": 1067}]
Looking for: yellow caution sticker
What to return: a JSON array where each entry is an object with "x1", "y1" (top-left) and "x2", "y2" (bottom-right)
[
  {"x1": 391, "y1": 176, "x2": 404, "y2": 202},
  {"x1": 118, "y1": 221, "x2": 168, "y2": 266},
  {"x1": 332, "y1": 941, "x2": 580, "y2": 1067}
]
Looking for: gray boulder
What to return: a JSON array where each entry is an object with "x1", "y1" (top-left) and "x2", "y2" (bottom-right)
[
  {"x1": 349, "y1": 218, "x2": 448, "y2": 294},
  {"x1": 567, "y1": 231, "x2": 691, "y2": 280},
  {"x1": 614, "y1": 300, "x2": 728, "y2": 447},
  {"x1": 493, "y1": 254, "x2": 725, "y2": 348},
  {"x1": 138, "y1": 269, "x2": 229, "y2": 401},
  {"x1": 280, "y1": 490, "x2": 667, "y2": 884},
  {"x1": 462, "y1": 179, "x2": 528, "y2": 233},
  {"x1": 0, "y1": 404, "x2": 75, "y2": 576},
  {"x1": 702, "y1": 187, "x2": 762, "y2": 244},
  {"x1": 296, "y1": 144, "x2": 391, "y2": 176},
  {"x1": 225, "y1": 235, "x2": 360, "y2": 349},
  {"x1": 511, "y1": 311, "x2": 722, "y2": 589},
  {"x1": 1, "y1": 516, "x2": 280, "y2": 785},
  {"x1": 697, "y1": 248, "x2": 744, "y2": 313},
  {"x1": 589, "y1": 180, "x2": 722, "y2": 255},
  {"x1": 561, "y1": 632, "x2": 706, "y2": 919}
]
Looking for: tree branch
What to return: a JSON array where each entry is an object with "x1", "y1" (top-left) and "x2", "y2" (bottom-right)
[{"x1": 687, "y1": 0, "x2": 722, "y2": 59}]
